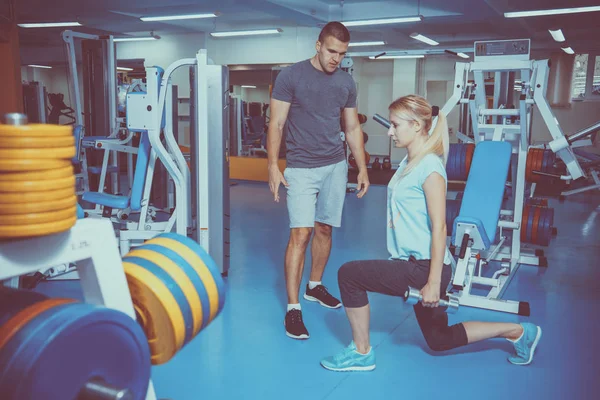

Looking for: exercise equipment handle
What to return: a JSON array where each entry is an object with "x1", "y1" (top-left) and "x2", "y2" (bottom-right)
[
  {"x1": 458, "y1": 233, "x2": 470, "y2": 259},
  {"x1": 567, "y1": 120, "x2": 600, "y2": 144},
  {"x1": 404, "y1": 286, "x2": 451, "y2": 307},
  {"x1": 373, "y1": 114, "x2": 391, "y2": 129},
  {"x1": 79, "y1": 380, "x2": 132, "y2": 400}
]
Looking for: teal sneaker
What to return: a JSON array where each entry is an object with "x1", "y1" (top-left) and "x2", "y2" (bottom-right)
[
  {"x1": 508, "y1": 323, "x2": 542, "y2": 366},
  {"x1": 320, "y1": 341, "x2": 376, "y2": 372}
]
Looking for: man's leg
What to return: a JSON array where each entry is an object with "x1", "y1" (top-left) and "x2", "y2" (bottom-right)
[
  {"x1": 304, "y1": 160, "x2": 348, "y2": 309},
  {"x1": 285, "y1": 227, "x2": 313, "y2": 305},
  {"x1": 283, "y1": 167, "x2": 320, "y2": 339},
  {"x1": 309, "y1": 221, "x2": 332, "y2": 283}
]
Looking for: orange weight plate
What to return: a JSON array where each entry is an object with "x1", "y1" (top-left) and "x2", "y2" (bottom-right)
[
  {"x1": 0, "y1": 206, "x2": 77, "y2": 226},
  {"x1": 0, "y1": 124, "x2": 72, "y2": 138},
  {"x1": 0, "y1": 187, "x2": 74, "y2": 204},
  {"x1": 0, "y1": 176, "x2": 75, "y2": 193},
  {"x1": 0, "y1": 196, "x2": 77, "y2": 216},
  {"x1": 0, "y1": 165, "x2": 73, "y2": 182},
  {"x1": 123, "y1": 261, "x2": 185, "y2": 365},
  {"x1": 0, "y1": 216, "x2": 76, "y2": 239},
  {"x1": 0, "y1": 159, "x2": 72, "y2": 172},
  {"x1": 0, "y1": 298, "x2": 75, "y2": 352},
  {"x1": 0, "y1": 147, "x2": 75, "y2": 160},
  {"x1": 0, "y1": 136, "x2": 74, "y2": 149}
]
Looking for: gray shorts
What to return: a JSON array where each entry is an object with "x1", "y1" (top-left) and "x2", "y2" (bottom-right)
[{"x1": 283, "y1": 160, "x2": 348, "y2": 228}]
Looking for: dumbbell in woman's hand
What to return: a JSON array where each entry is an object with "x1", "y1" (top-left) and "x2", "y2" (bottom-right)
[{"x1": 404, "y1": 286, "x2": 459, "y2": 313}]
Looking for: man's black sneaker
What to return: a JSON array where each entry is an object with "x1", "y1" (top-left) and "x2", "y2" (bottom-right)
[
  {"x1": 284, "y1": 309, "x2": 309, "y2": 339},
  {"x1": 303, "y1": 284, "x2": 342, "y2": 309}
]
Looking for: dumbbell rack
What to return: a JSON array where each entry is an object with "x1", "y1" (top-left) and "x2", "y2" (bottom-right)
[{"x1": 0, "y1": 218, "x2": 158, "y2": 400}]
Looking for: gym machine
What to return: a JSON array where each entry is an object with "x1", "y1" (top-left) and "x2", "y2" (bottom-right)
[
  {"x1": 0, "y1": 115, "x2": 227, "y2": 400},
  {"x1": 63, "y1": 30, "x2": 131, "y2": 196},
  {"x1": 99, "y1": 49, "x2": 231, "y2": 275},
  {"x1": 21, "y1": 81, "x2": 47, "y2": 123},
  {"x1": 436, "y1": 39, "x2": 588, "y2": 314}
]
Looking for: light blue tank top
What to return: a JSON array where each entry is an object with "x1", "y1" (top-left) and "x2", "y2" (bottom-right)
[{"x1": 386, "y1": 153, "x2": 452, "y2": 265}]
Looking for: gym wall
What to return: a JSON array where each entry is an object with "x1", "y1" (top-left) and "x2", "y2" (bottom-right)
[{"x1": 19, "y1": 29, "x2": 600, "y2": 158}]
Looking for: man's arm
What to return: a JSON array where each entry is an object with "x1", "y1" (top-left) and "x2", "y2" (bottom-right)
[
  {"x1": 267, "y1": 98, "x2": 291, "y2": 201},
  {"x1": 267, "y1": 98, "x2": 291, "y2": 167},
  {"x1": 342, "y1": 107, "x2": 370, "y2": 198}
]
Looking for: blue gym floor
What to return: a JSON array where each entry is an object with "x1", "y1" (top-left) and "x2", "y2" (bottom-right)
[{"x1": 37, "y1": 181, "x2": 600, "y2": 400}]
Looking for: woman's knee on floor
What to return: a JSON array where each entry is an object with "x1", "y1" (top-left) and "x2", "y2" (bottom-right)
[{"x1": 421, "y1": 324, "x2": 468, "y2": 352}]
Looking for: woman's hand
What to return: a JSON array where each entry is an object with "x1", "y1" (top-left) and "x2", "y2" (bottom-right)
[{"x1": 420, "y1": 281, "x2": 441, "y2": 308}]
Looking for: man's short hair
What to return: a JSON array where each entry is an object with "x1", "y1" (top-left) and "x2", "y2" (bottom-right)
[{"x1": 318, "y1": 21, "x2": 351, "y2": 43}]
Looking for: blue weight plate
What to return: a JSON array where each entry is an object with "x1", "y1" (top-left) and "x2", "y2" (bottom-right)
[
  {"x1": 155, "y1": 233, "x2": 226, "y2": 314},
  {"x1": 539, "y1": 207, "x2": 551, "y2": 246},
  {"x1": 548, "y1": 207, "x2": 555, "y2": 227},
  {"x1": 542, "y1": 150, "x2": 550, "y2": 173},
  {"x1": 447, "y1": 144, "x2": 456, "y2": 180},
  {"x1": 140, "y1": 244, "x2": 212, "y2": 331},
  {"x1": 537, "y1": 208, "x2": 549, "y2": 246},
  {"x1": 123, "y1": 256, "x2": 195, "y2": 346},
  {"x1": 0, "y1": 287, "x2": 48, "y2": 327},
  {"x1": 452, "y1": 144, "x2": 460, "y2": 181},
  {"x1": 547, "y1": 151, "x2": 556, "y2": 170},
  {"x1": 0, "y1": 303, "x2": 150, "y2": 400},
  {"x1": 526, "y1": 205, "x2": 535, "y2": 244}
]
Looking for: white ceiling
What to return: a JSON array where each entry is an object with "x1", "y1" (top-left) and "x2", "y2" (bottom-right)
[{"x1": 12, "y1": 0, "x2": 600, "y2": 54}]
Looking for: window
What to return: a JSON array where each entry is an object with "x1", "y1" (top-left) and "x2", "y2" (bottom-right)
[{"x1": 571, "y1": 53, "x2": 600, "y2": 101}]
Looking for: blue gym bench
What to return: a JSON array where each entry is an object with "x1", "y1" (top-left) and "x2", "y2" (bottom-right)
[
  {"x1": 81, "y1": 133, "x2": 151, "y2": 218},
  {"x1": 450, "y1": 140, "x2": 531, "y2": 316}
]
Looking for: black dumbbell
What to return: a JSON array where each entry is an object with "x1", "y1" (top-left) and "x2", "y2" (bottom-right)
[{"x1": 404, "y1": 286, "x2": 459, "y2": 314}]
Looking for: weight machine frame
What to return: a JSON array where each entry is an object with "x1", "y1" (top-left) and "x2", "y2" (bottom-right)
[{"x1": 441, "y1": 39, "x2": 585, "y2": 314}]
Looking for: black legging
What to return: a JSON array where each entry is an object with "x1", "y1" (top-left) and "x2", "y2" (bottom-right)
[{"x1": 338, "y1": 257, "x2": 468, "y2": 352}]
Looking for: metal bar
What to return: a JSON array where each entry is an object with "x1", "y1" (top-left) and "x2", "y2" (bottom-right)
[
  {"x1": 373, "y1": 113, "x2": 390, "y2": 129},
  {"x1": 478, "y1": 108, "x2": 520, "y2": 116},
  {"x1": 567, "y1": 120, "x2": 600, "y2": 144},
  {"x1": 79, "y1": 380, "x2": 132, "y2": 400}
]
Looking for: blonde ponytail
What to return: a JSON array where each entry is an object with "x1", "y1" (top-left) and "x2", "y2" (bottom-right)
[
  {"x1": 389, "y1": 95, "x2": 448, "y2": 178},
  {"x1": 433, "y1": 111, "x2": 449, "y2": 166}
]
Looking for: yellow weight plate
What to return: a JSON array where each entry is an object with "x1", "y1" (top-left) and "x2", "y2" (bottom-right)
[
  {"x1": 0, "y1": 206, "x2": 76, "y2": 226},
  {"x1": 0, "y1": 165, "x2": 73, "y2": 182},
  {"x1": 0, "y1": 159, "x2": 72, "y2": 172},
  {"x1": 144, "y1": 237, "x2": 220, "y2": 324},
  {"x1": 0, "y1": 298, "x2": 75, "y2": 352},
  {"x1": 0, "y1": 187, "x2": 74, "y2": 204},
  {"x1": 0, "y1": 136, "x2": 75, "y2": 149},
  {"x1": 0, "y1": 216, "x2": 76, "y2": 239},
  {"x1": 0, "y1": 147, "x2": 75, "y2": 160},
  {"x1": 0, "y1": 124, "x2": 72, "y2": 138},
  {"x1": 0, "y1": 175, "x2": 75, "y2": 193},
  {"x1": 0, "y1": 195, "x2": 77, "y2": 215},
  {"x1": 124, "y1": 261, "x2": 184, "y2": 365},
  {"x1": 126, "y1": 249, "x2": 202, "y2": 337}
]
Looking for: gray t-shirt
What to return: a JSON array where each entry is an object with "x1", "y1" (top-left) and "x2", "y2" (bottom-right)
[{"x1": 271, "y1": 59, "x2": 357, "y2": 168}]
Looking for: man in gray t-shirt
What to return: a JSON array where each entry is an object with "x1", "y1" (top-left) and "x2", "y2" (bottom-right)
[{"x1": 267, "y1": 21, "x2": 370, "y2": 340}]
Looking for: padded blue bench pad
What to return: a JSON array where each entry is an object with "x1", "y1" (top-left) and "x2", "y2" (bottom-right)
[
  {"x1": 82, "y1": 192, "x2": 130, "y2": 209},
  {"x1": 453, "y1": 141, "x2": 512, "y2": 249}
]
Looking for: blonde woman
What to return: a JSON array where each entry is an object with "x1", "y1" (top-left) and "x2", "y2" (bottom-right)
[{"x1": 320, "y1": 95, "x2": 542, "y2": 372}]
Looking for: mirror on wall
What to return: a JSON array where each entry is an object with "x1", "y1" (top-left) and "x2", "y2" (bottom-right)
[{"x1": 228, "y1": 64, "x2": 290, "y2": 158}]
